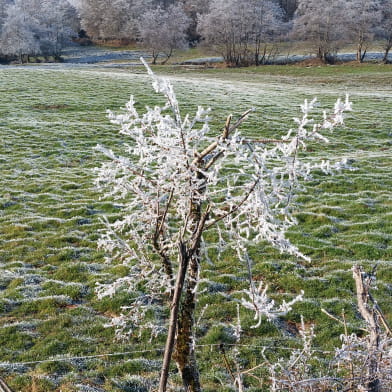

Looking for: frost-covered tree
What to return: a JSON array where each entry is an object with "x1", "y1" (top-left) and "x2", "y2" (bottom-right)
[
  {"x1": 0, "y1": 0, "x2": 10, "y2": 31},
  {"x1": 96, "y1": 0, "x2": 132, "y2": 41},
  {"x1": 294, "y1": 0, "x2": 383, "y2": 63},
  {"x1": 251, "y1": 0, "x2": 287, "y2": 65},
  {"x1": 377, "y1": 0, "x2": 392, "y2": 62},
  {"x1": 179, "y1": 0, "x2": 211, "y2": 44},
  {"x1": 95, "y1": 62, "x2": 351, "y2": 391},
  {"x1": 0, "y1": 0, "x2": 41, "y2": 62},
  {"x1": 277, "y1": 0, "x2": 298, "y2": 20},
  {"x1": 38, "y1": 0, "x2": 79, "y2": 59},
  {"x1": 292, "y1": 0, "x2": 346, "y2": 63},
  {"x1": 0, "y1": 0, "x2": 78, "y2": 61},
  {"x1": 344, "y1": 0, "x2": 382, "y2": 63},
  {"x1": 138, "y1": 4, "x2": 190, "y2": 64},
  {"x1": 78, "y1": 0, "x2": 153, "y2": 41},
  {"x1": 98, "y1": 0, "x2": 152, "y2": 42},
  {"x1": 0, "y1": 0, "x2": 11, "y2": 60},
  {"x1": 78, "y1": 0, "x2": 111, "y2": 40},
  {"x1": 198, "y1": 0, "x2": 284, "y2": 66}
]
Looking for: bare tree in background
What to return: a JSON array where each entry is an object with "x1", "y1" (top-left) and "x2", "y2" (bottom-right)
[
  {"x1": 251, "y1": 0, "x2": 287, "y2": 65},
  {"x1": 97, "y1": 0, "x2": 135, "y2": 42},
  {"x1": 292, "y1": 0, "x2": 347, "y2": 63},
  {"x1": 138, "y1": 4, "x2": 190, "y2": 64},
  {"x1": 198, "y1": 0, "x2": 284, "y2": 66},
  {"x1": 378, "y1": 0, "x2": 392, "y2": 63},
  {"x1": 179, "y1": 0, "x2": 211, "y2": 44},
  {"x1": 78, "y1": 0, "x2": 185, "y2": 43},
  {"x1": 0, "y1": 0, "x2": 11, "y2": 32},
  {"x1": 77, "y1": 0, "x2": 106, "y2": 40},
  {"x1": 344, "y1": 0, "x2": 382, "y2": 63},
  {"x1": 38, "y1": 0, "x2": 80, "y2": 60},
  {"x1": 0, "y1": 0, "x2": 41, "y2": 62},
  {"x1": 0, "y1": 0, "x2": 78, "y2": 62}
]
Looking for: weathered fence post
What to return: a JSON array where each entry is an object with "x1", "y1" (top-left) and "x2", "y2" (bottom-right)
[{"x1": 352, "y1": 265, "x2": 381, "y2": 392}]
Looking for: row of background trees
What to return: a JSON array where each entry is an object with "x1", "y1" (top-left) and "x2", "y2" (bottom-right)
[
  {"x1": 0, "y1": 0, "x2": 79, "y2": 63},
  {"x1": 0, "y1": 0, "x2": 391, "y2": 64}
]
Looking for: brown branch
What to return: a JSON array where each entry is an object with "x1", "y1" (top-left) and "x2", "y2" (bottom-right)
[
  {"x1": 205, "y1": 177, "x2": 260, "y2": 230},
  {"x1": 222, "y1": 113, "x2": 232, "y2": 139},
  {"x1": 321, "y1": 308, "x2": 345, "y2": 325},
  {"x1": 201, "y1": 115, "x2": 233, "y2": 170},
  {"x1": 180, "y1": 206, "x2": 191, "y2": 242},
  {"x1": 368, "y1": 293, "x2": 392, "y2": 337},
  {"x1": 353, "y1": 265, "x2": 377, "y2": 329},
  {"x1": 192, "y1": 109, "x2": 252, "y2": 167},
  {"x1": 189, "y1": 205, "x2": 212, "y2": 255},
  {"x1": 159, "y1": 241, "x2": 190, "y2": 392},
  {"x1": 0, "y1": 377, "x2": 13, "y2": 392},
  {"x1": 192, "y1": 140, "x2": 219, "y2": 165},
  {"x1": 227, "y1": 109, "x2": 253, "y2": 135},
  {"x1": 219, "y1": 344, "x2": 236, "y2": 382},
  {"x1": 179, "y1": 123, "x2": 191, "y2": 171},
  {"x1": 241, "y1": 363, "x2": 265, "y2": 375},
  {"x1": 204, "y1": 150, "x2": 225, "y2": 170},
  {"x1": 363, "y1": 265, "x2": 392, "y2": 336},
  {"x1": 155, "y1": 189, "x2": 175, "y2": 243},
  {"x1": 153, "y1": 189, "x2": 175, "y2": 297}
]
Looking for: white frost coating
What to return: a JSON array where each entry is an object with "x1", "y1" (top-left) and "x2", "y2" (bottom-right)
[
  {"x1": 94, "y1": 60, "x2": 351, "y2": 338},
  {"x1": 241, "y1": 281, "x2": 304, "y2": 327}
]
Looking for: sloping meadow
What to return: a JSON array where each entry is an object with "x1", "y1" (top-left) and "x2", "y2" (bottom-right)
[{"x1": 0, "y1": 63, "x2": 391, "y2": 391}]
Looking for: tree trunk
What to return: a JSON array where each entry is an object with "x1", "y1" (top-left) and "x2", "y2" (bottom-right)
[
  {"x1": 353, "y1": 265, "x2": 380, "y2": 392},
  {"x1": 361, "y1": 47, "x2": 367, "y2": 63},
  {"x1": 382, "y1": 48, "x2": 390, "y2": 63},
  {"x1": 383, "y1": 39, "x2": 391, "y2": 63},
  {"x1": 152, "y1": 51, "x2": 158, "y2": 65},
  {"x1": 318, "y1": 47, "x2": 328, "y2": 63},
  {"x1": 357, "y1": 35, "x2": 366, "y2": 63},
  {"x1": 159, "y1": 192, "x2": 208, "y2": 391},
  {"x1": 174, "y1": 254, "x2": 201, "y2": 392},
  {"x1": 158, "y1": 242, "x2": 190, "y2": 392},
  {"x1": 173, "y1": 194, "x2": 204, "y2": 391},
  {"x1": 161, "y1": 48, "x2": 173, "y2": 65},
  {"x1": 357, "y1": 45, "x2": 362, "y2": 63}
]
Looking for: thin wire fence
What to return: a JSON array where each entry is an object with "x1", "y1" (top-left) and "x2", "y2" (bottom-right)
[
  {"x1": 0, "y1": 343, "x2": 337, "y2": 368},
  {"x1": 1, "y1": 344, "x2": 391, "y2": 392}
]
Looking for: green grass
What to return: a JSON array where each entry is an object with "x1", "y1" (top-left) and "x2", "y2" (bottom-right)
[{"x1": 0, "y1": 62, "x2": 391, "y2": 391}]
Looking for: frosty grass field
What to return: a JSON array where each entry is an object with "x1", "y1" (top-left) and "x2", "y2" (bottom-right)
[{"x1": 0, "y1": 62, "x2": 391, "y2": 391}]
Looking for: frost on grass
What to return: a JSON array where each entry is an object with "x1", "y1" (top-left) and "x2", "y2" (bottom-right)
[{"x1": 94, "y1": 59, "x2": 352, "y2": 339}]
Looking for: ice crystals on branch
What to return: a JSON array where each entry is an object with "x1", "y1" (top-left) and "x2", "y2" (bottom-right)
[
  {"x1": 94, "y1": 58, "x2": 351, "y2": 340},
  {"x1": 241, "y1": 280, "x2": 304, "y2": 328},
  {"x1": 263, "y1": 316, "x2": 320, "y2": 392}
]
